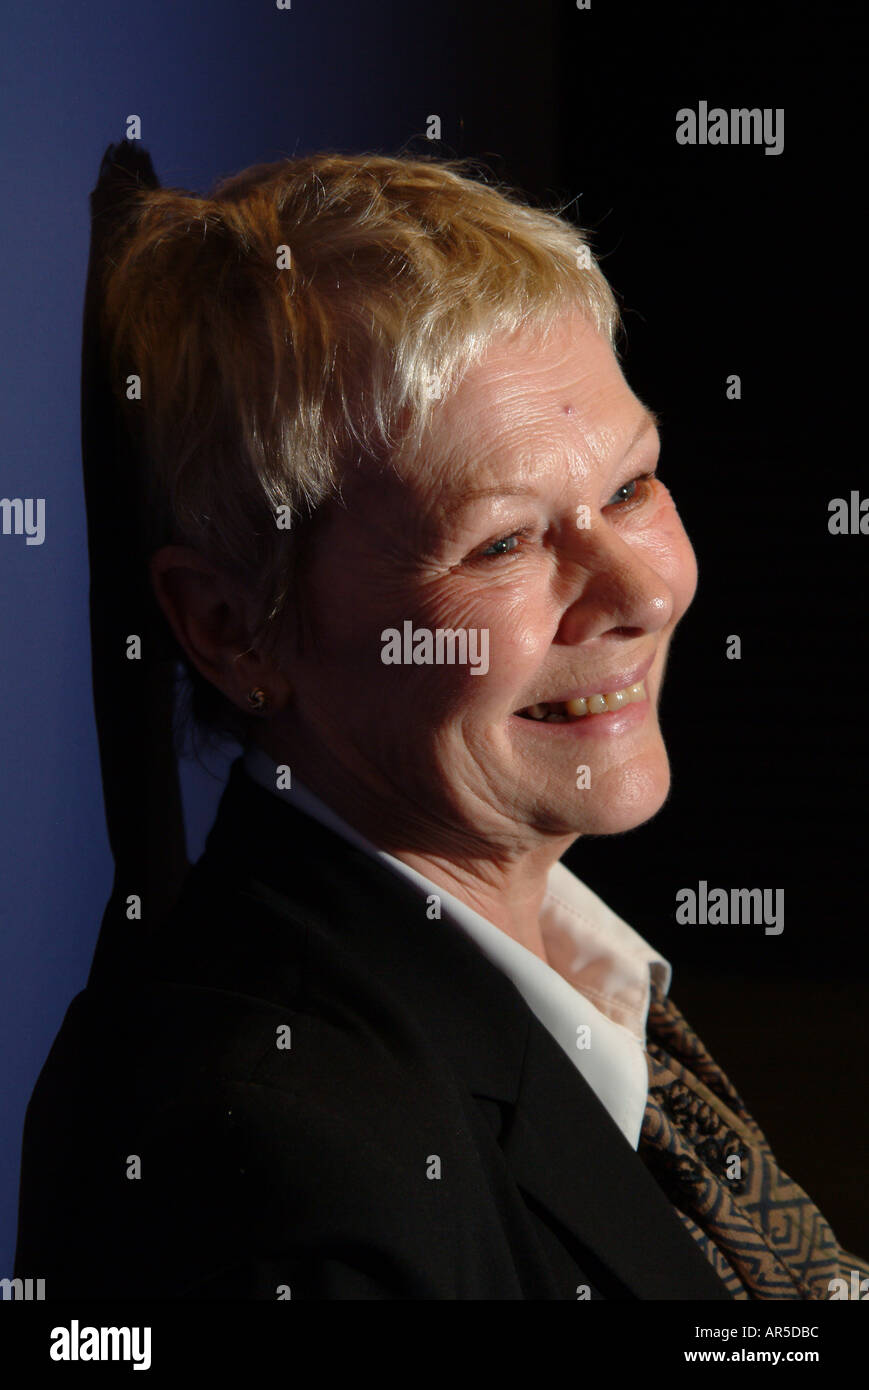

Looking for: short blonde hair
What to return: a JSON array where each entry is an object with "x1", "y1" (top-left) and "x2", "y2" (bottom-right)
[{"x1": 100, "y1": 151, "x2": 620, "y2": 734}]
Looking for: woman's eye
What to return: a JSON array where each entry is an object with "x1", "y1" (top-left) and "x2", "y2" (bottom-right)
[
  {"x1": 607, "y1": 480, "x2": 638, "y2": 506},
  {"x1": 605, "y1": 472, "x2": 656, "y2": 509},
  {"x1": 479, "y1": 532, "x2": 522, "y2": 559},
  {"x1": 471, "y1": 477, "x2": 656, "y2": 562},
  {"x1": 472, "y1": 526, "x2": 533, "y2": 562}
]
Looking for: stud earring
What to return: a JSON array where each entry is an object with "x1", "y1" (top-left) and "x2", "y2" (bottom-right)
[{"x1": 247, "y1": 687, "x2": 268, "y2": 712}]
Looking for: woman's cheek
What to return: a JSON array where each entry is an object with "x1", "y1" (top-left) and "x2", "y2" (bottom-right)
[
  {"x1": 420, "y1": 571, "x2": 537, "y2": 636},
  {"x1": 481, "y1": 581, "x2": 555, "y2": 666}
]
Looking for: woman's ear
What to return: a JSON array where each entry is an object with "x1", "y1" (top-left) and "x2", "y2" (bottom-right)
[{"x1": 148, "y1": 546, "x2": 292, "y2": 713}]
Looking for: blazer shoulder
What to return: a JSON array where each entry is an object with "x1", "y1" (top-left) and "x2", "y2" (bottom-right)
[{"x1": 17, "y1": 976, "x2": 502, "y2": 1299}]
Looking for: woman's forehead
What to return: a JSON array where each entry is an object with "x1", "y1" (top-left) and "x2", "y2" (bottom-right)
[{"x1": 390, "y1": 325, "x2": 649, "y2": 508}]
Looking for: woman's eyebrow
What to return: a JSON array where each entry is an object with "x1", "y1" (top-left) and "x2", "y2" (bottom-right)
[
  {"x1": 455, "y1": 482, "x2": 541, "y2": 503},
  {"x1": 620, "y1": 405, "x2": 661, "y2": 457},
  {"x1": 454, "y1": 408, "x2": 661, "y2": 507}
]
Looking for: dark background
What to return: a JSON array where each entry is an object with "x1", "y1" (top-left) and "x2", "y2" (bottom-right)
[{"x1": 1, "y1": 0, "x2": 865, "y2": 1280}]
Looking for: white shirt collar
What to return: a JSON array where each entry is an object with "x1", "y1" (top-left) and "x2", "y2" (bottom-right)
[{"x1": 241, "y1": 745, "x2": 671, "y2": 1150}]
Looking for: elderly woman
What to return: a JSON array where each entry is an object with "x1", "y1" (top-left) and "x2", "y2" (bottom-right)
[{"x1": 15, "y1": 150, "x2": 867, "y2": 1301}]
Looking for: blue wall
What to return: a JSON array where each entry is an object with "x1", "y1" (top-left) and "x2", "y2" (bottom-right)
[{"x1": 0, "y1": 0, "x2": 458, "y2": 1280}]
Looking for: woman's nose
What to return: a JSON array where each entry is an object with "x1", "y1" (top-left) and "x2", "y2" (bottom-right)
[{"x1": 555, "y1": 528, "x2": 676, "y2": 646}]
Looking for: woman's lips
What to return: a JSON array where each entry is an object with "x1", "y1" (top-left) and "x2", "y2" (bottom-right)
[
  {"x1": 514, "y1": 654, "x2": 655, "y2": 721},
  {"x1": 510, "y1": 688, "x2": 650, "y2": 736},
  {"x1": 519, "y1": 678, "x2": 647, "y2": 722}
]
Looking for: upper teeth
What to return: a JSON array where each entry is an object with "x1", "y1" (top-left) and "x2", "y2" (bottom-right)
[{"x1": 522, "y1": 680, "x2": 647, "y2": 721}]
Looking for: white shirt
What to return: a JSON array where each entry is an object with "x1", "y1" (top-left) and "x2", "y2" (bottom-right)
[{"x1": 243, "y1": 746, "x2": 671, "y2": 1150}]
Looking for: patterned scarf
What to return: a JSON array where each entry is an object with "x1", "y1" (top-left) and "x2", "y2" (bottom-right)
[{"x1": 638, "y1": 985, "x2": 869, "y2": 1299}]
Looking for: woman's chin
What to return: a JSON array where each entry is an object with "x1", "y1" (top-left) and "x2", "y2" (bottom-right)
[
  {"x1": 592, "y1": 760, "x2": 672, "y2": 834},
  {"x1": 529, "y1": 757, "x2": 672, "y2": 837}
]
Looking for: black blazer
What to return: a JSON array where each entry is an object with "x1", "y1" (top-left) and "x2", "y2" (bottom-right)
[{"x1": 15, "y1": 760, "x2": 732, "y2": 1300}]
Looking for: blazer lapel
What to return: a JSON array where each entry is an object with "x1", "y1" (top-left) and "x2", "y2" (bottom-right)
[{"x1": 500, "y1": 1018, "x2": 733, "y2": 1298}]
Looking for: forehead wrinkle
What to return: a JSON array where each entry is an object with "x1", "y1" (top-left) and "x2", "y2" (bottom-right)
[
  {"x1": 434, "y1": 449, "x2": 567, "y2": 528},
  {"x1": 432, "y1": 381, "x2": 658, "y2": 500},
  {"x1": 396, "y1": 351, "x2": 659, "y2": 526},
  {"x1": 438, "y1": 426, "x2": 602, "y2": 518},
  {"x1": 563, "y1": 404, "x2": 660, "y2": 477},
  {"x1": 410, "y1": 404, "x2": 659, "y2": 525}
]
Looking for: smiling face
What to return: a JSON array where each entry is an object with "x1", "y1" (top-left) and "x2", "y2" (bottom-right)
[{"x1": 260, "y1": 307, "x2": 698, "y2": 862}]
